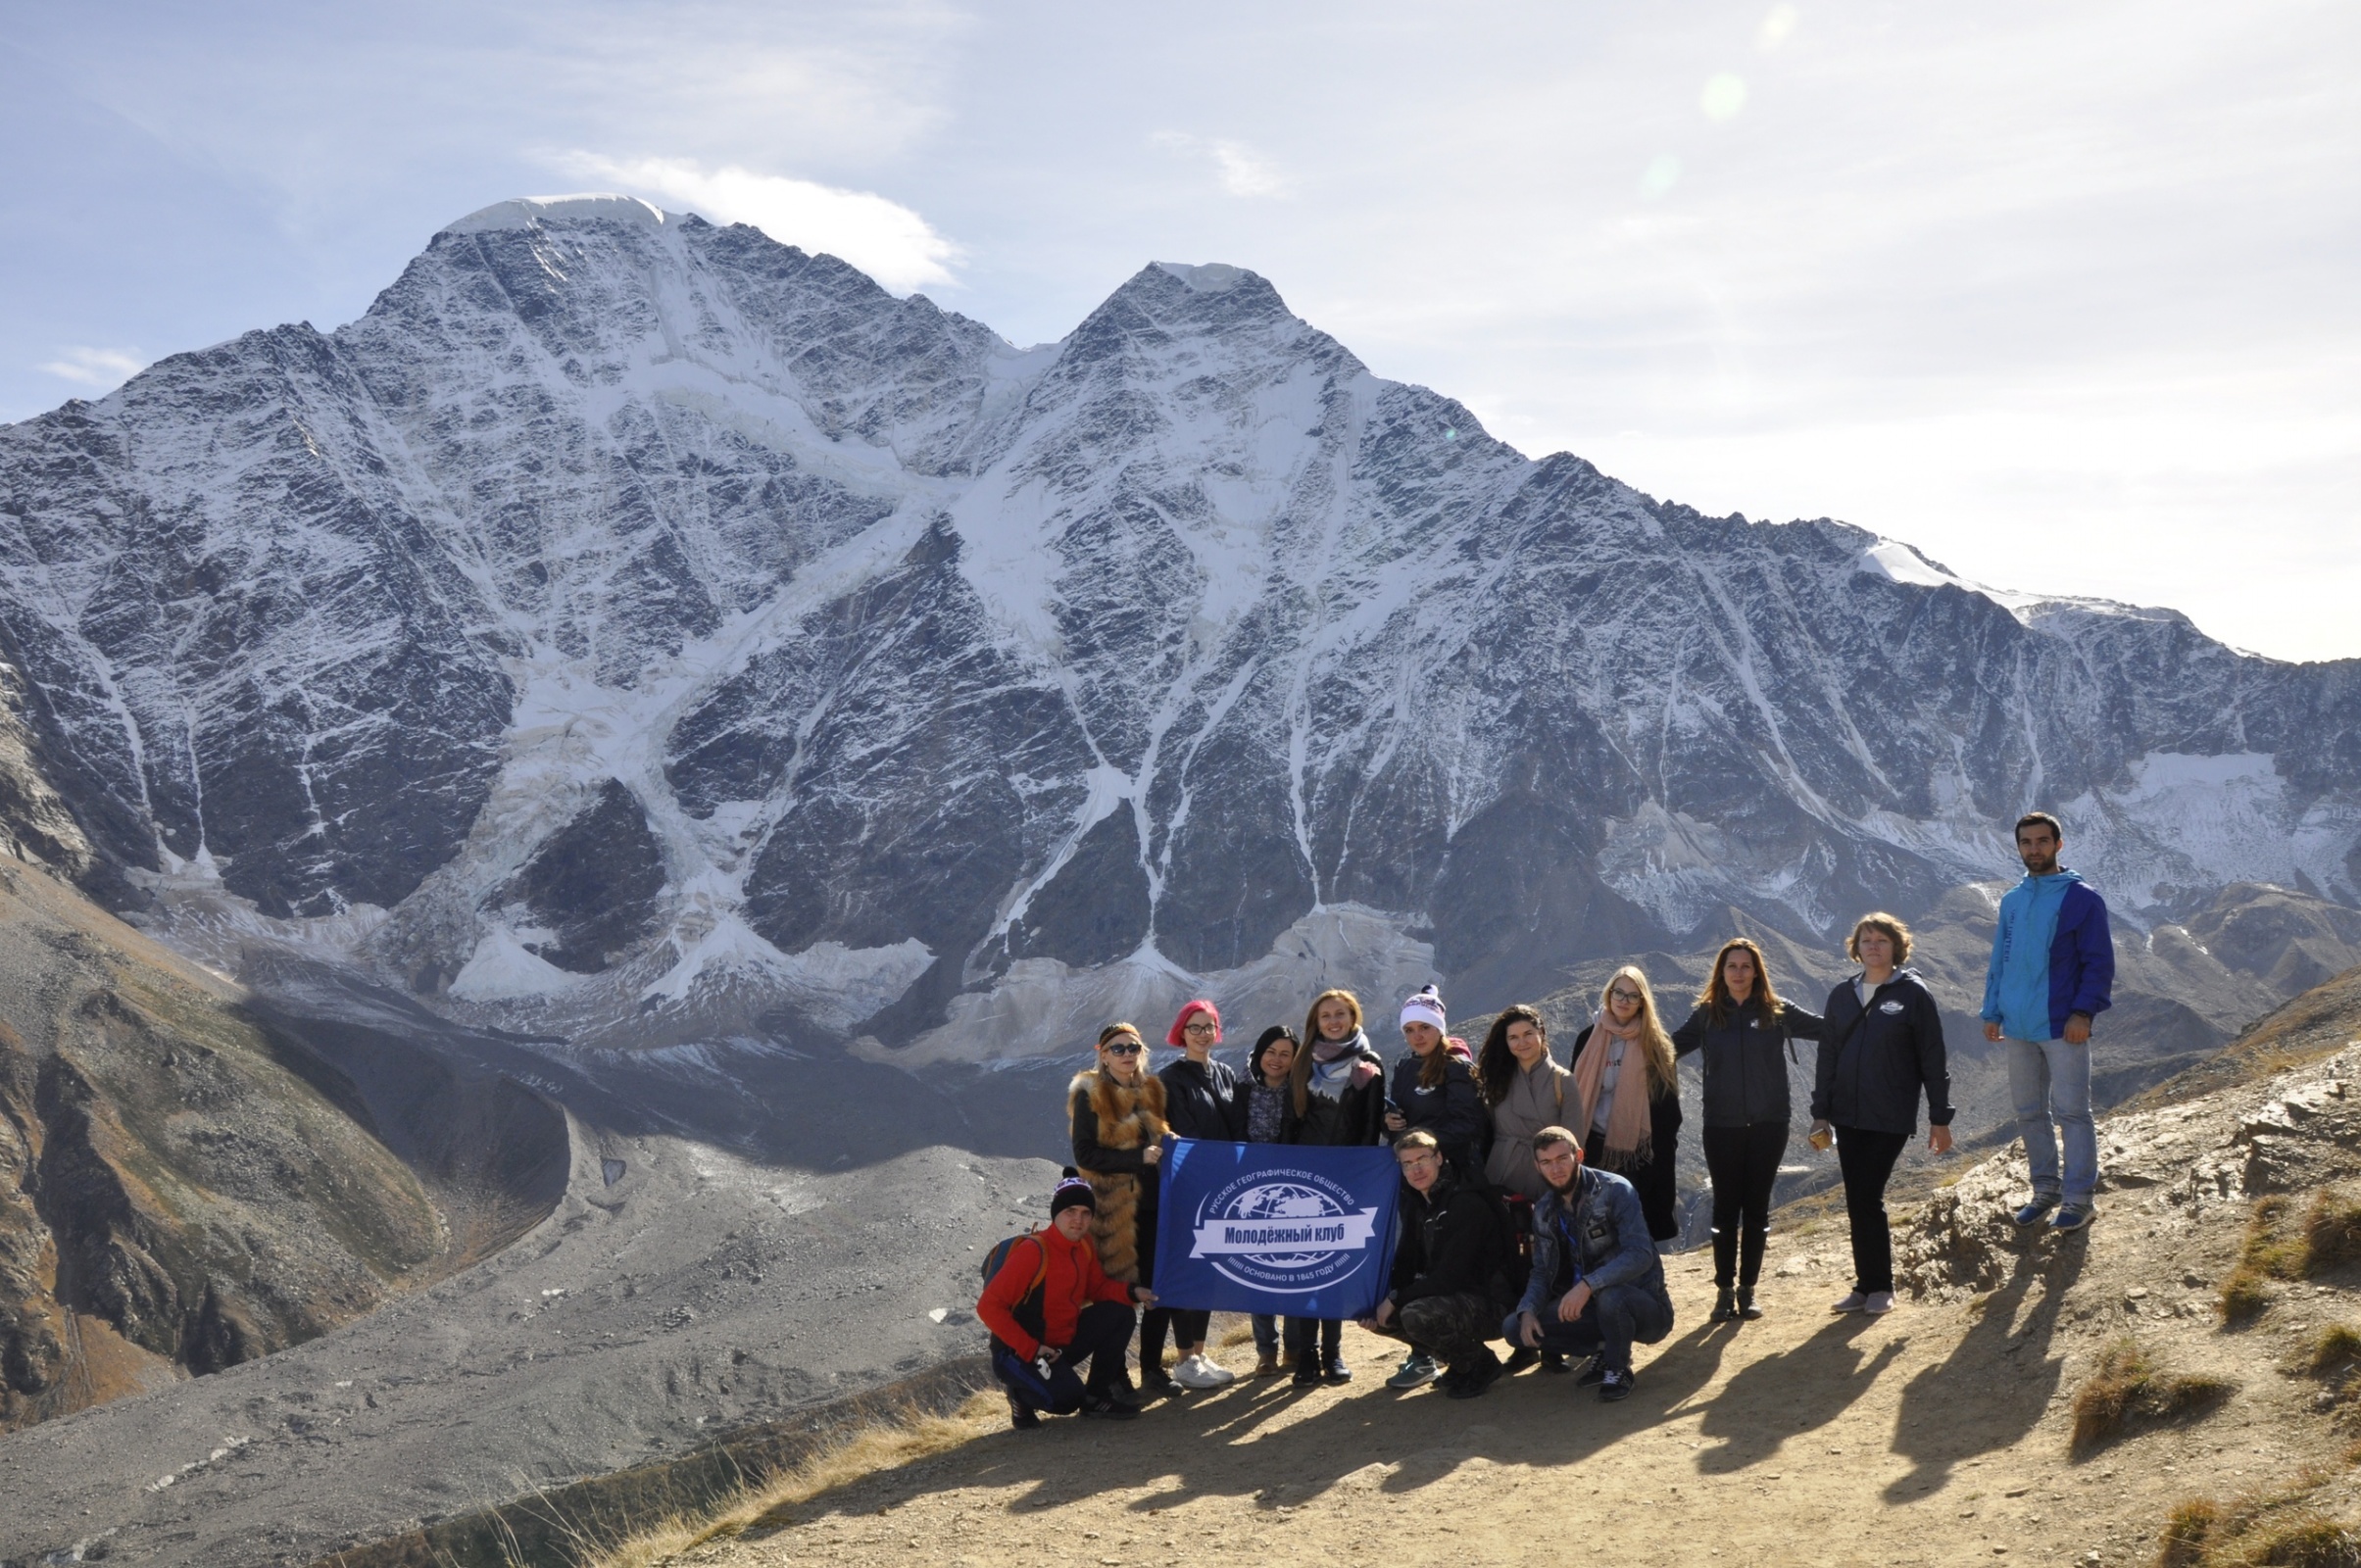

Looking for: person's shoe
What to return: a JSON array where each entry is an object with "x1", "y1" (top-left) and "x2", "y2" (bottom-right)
[
  {"x1": 1078, "y1": 1393, "x2": 1139, "y2": 1419},
  {"x1": 1322, "y1": 1355, "x2": 1354, "y2": 1384},
  {"x1": 1445, "y1": 1350, "x2": 1504, "y2": 1399},
  {"x1": 1863, "y1": 1291, "x2": 1896, "y2": 1314},
  {"x1": 1008, "y1": 1393, "x2": 1042, "y2": 1431},
  {"x1": 1173, "y1": 1353, "x2": 1236, "y2": 1390},
  {"x1": 1501, "y1": 1346, "x2": 1541, "y2": 1375},
  {"x1": 1738, "y1": 1289, "x2": 1764, "y2": 1321},
  {"x1": 1574, "y1": 1353, "x2": 1607, "y2": 1388},
  {"x1": 1140, "y1": 1366, "x2": 1180, "y2": 1397},
  {"x1": 1830, "y1": 1290, "x2": 1869, "y2": 1313},
  {"x1": 1253, "y1": 1349, "x2": 1283, "y2": 1378},
  {"x1": 1105, "y1": 1373, "x2": 1145, "y2": 1408},
  {"x1": 1710, "y1": 1287, "x2": 1740, "y2": 1322},
  {"x1": 1541, "y1": 1351, "x2": 1569, "y2": 1374},
  {"x1": 1598, "y1": 1367, "x2": 1635, "y2": 1402},
  {"x1": 1386, "y1": 1352, "x2": 1441, "y2": 1390},
  {"x1": 2050, "y1": 1204, "x2": 2091, "y2": 1232},
  {"x1": 2013, "y1": 1197, "x2": 2059, "y2": 1227},
  {"x1": 1291, "y1": 1356, "x2": 1321, "y2": 1389}
]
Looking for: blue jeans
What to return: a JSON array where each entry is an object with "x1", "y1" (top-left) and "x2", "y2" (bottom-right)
[
  {"x1": 1252, "y1": 1314, "x2": 1280, "y2": 1355},
  {"x1": 1502, "y1": 1283, "x2": 1674, "y2": 1377},
  {"x1": 2007, "y1": 1036, "x2": 2095, "y2": 1207}
]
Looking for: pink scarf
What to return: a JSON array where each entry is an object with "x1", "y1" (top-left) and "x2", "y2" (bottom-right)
[{"x1": 1571, "y1": 1012, "x2": 1657, "y2": 1169}]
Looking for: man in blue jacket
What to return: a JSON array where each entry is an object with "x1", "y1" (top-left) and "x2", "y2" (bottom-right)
[
  {"x1": 1982, "y1": 811, "x2": 2115, "y2": 1232},
  {"x1": 1504, "y1": 1126, "x2": 1674, "y2": 1402}
]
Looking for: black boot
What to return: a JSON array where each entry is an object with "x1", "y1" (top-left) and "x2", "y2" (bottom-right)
[
  {"x1": 1291, "y1": 1352, "x2": 1320, "y2": 1388},
  {"x1": 1711, "y1": 1287, "x2": 1739, "y2": 1322},
  {"x1": 1738, "y1": 1287, "x2": 1763, "y2": 1320}
]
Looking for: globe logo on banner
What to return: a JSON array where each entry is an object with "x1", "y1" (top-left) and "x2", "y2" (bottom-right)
[
  {"x1": 1189, "y1": 1167, "x2": 1385, "y2": 1294},
  {"x1": 1152, "y1": 1141, "x2": 1402, "y2": 1315}
]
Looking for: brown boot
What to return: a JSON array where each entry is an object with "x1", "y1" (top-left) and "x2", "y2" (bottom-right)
[{"x1": 1253, "y1": 1349, "x2": 1283, "y2": 1378}]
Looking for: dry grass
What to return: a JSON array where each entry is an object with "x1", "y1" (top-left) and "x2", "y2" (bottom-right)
[
  {"x1": 2069, "y1": 1338, "x2": 2236, "y2": 1454},
  {"x1": 2310, "y1": 1326, "x2": 2361, "y2": 1378},
  {"x1": 579, "y1": 1391, "x2": 1004, "y2": 1568},
  {"x1": 2224, "y1": 1192, "x2": 2361, "y2": 1325},
  {"x1": 2151, "y1": 1469, "x2": 2361, "y2": 1568},
  {"x1": 2309, "y1": 1193, "x2": 2361, "y2": 1274},
  {"x1": 1216, "y1": 1320, "x2": 1258, "y2": 1351}
]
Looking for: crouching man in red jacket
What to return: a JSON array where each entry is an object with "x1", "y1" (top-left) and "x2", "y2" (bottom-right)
[{"x1": 978, "y1": 1171, "x2": 1156, "y2": 1428}]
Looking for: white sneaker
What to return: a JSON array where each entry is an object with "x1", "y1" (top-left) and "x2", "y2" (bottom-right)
[
  {"x1": 1863, "y1": 1291, "x2": 1896, "y2": 1315},
  {"x1": 1830, "y1": 1290, "x2": 1868, "y2": 1313},
  {"x1": 1173, "y1": 1353, "x2": 1235, "y2": 1390}
]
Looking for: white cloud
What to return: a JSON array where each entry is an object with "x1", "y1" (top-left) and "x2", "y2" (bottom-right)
[
  {"x1": 38, "y1": 347, "x2": 144, "y2": 389},
  {"x1": 556, "y1": 153, "x2": 960, "y2": 295},
  {"x1": 1153, "y1": 132, "x2": 1289, "y2": 198}
]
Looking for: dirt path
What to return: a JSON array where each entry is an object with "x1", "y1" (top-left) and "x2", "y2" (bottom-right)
[{"x1": 670, "y1": 1247, "x2": 2201, "y2": 1568}]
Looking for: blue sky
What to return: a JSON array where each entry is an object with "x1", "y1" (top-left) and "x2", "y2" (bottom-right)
[{"x1": 4, "y1": 0, "x2": 2355, "y2": 661}]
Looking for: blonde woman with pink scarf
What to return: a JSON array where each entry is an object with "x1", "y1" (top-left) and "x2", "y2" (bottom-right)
[{"x1": 1568, "y1": 966, "x2": 1685, "y2": 1242}]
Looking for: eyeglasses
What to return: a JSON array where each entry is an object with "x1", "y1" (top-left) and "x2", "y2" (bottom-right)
[
  {"x1": 1608, "y1": 988, "x2": 1644, "y2": 1004},
  {"x1": 1183, "y1": 1021, "x2": 1218, "y2": 1036},
  {"x1": 1102, "y1": 1042, "x2": 1143, "y2": 1056}
]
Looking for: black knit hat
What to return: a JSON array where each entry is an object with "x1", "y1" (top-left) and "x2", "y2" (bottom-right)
[{"x1": 1050, "y1": 1167, "x2": 1097, "y2": 1218}]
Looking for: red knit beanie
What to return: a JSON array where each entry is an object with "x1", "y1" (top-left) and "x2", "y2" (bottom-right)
[{"x1": 1166, "y1": 999, "x2": 1221, "y2": 1047}]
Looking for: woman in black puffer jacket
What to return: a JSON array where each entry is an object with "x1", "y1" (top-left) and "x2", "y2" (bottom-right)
[{"x1": 1671, "y1": 938, "x2": 1823, "y2": 1323}]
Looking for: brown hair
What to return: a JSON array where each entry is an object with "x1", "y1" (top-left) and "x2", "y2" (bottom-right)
[
  {"x1": 1532, "y1": 1125, "x2": 1581, "y2": 1156},
  {"x1": 1593, "y1": 966, "x2": 1677, "y2": 1098},
  {"x1": 2013, "y1": 811, "x2": 2064, "y2": 843},
  {"x1": 1477, "y1": 1004, "x2": 1549, "y2": 1104},
  {"x1": 1698, "y1": 938, "x2": 1783, "y2": 1028},
  {"x1": 1291, "y1": 989, "x2": 1365, "y2": 1116},
  {"x1": 1846, "y1": 913, "x2": 1914, "y2": 967},
  {"x1": 1396, "y1": 1129, "x2": 1440, "y2": 1154}
]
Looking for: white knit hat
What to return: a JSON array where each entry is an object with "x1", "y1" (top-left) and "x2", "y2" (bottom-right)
[{"x1": 1400, "y1": 984, "x2": 1447, "y2": 1033}]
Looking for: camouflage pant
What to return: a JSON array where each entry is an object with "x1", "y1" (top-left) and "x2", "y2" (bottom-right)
[{"x1": 1371, "y1": 1291, "x2": 1501, "y2": 1370}]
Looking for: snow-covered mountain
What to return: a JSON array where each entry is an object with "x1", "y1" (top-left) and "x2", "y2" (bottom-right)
[{"x1": 3, "y1": 193, "x2": 2356, "y2": 1066}]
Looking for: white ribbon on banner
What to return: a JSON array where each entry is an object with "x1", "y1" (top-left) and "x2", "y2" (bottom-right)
[{"x1": 1188, "y1": 1208, "x2": 1384, "y2": 1257}]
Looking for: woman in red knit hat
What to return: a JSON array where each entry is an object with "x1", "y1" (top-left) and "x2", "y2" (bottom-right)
[{"x1": 1154, "y1": 999, "x2": 1243, "y2": 1390}]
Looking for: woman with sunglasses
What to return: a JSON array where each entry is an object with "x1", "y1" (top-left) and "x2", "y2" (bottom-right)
[
  {"x1": 1671, "y1": 938, "x2": 1824, "y2": 1322},
  {"x1": 1069, "y1": 1022, "x2": 1170, "y2": 1396},
  {"x1": 1568, "y1": 967, "x2": 1684, "y2": 1243},
  {"x1": 1154, "y1": 1000, "x2": 1243, "y2": 1390}
]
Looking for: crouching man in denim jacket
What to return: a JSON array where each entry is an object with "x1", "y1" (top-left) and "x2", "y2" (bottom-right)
[{"x1": 1503, "y1": 1125, "x2": 1676, "y2": 1402}]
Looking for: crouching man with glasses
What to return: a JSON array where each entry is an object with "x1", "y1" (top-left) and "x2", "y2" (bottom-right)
[
  {"x1": 1357, "y1": 1131, "x2": 1518, "y2": 1398},
  {"x1": 1505, "y1": 1126, "x2": 1676, "y2": 1402}
]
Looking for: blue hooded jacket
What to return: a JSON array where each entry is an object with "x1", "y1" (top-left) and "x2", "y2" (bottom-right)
[{"x1": 1981, "y1": 870, "x2": 2114, "y2": 1041}]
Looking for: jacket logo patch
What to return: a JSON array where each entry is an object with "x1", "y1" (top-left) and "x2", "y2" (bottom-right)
[{"x1": 1879, "y1": 1000, "x2": 1906, "y2": 1015}]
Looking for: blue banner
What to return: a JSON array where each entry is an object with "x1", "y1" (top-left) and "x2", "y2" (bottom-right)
[{"x1": 1151, "y1": 1140, "x2": 1402, "y2": 1317}]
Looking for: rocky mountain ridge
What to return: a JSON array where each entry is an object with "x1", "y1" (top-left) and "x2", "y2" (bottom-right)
[{"x1": 0, "y1": 192, "x2": 2354, "y2": 1069}]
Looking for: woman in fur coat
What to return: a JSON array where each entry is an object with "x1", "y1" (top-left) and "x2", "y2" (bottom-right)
[{"x1": 1069, "y1": 1021, "x2": 1172, "y2": 1395}]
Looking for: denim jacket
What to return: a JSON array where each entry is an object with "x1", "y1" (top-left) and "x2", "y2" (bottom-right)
[{"x1": 1516, "y1": 1164, "x2": 1668, "y2": 1318}]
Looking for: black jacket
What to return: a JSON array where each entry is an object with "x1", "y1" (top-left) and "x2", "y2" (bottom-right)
[
  {"x1": 1388, "y1": 1174, "x2": 1515, "y2": 1310},
  {"x1": 1672, "y1": 997, "x2": 1825, "y2": 1129},
  {"x1": 1387, "y1": 1053, "x2": 1487, "y2": 1174},
  {"x1": 1810, "y1": 968, "x2": 1955, "y2": 1136},
  {"x1": 1228, "y1": 1076, "x2": 1302, "y2": 1144},
  {"x1": 1569, "y1": 1023, "x2": 1683, "y2": 1243},
  {"x1": 1158, "y1": 1056, "x2": 1243, "y2": 1141},
  {"x1": 1295, "y1": 1043, "x2": 1389, "y2": 1147}
]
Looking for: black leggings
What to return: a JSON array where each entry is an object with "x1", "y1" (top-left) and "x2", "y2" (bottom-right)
[
  {"x1": 1835, "y1": 1126, "x2": 1910, "y2": 1294},
  {"x1": 1701, "y1": 1122, "x2": 1789, "y2": 1291}
]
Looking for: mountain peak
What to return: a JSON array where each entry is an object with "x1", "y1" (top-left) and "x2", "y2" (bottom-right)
[
  {"x1": 1152, "y1": 261, "x2": 1251, "y2": 293},
  {"x1": 441, "y1": 193, "x2": 671, "y2": 236}
]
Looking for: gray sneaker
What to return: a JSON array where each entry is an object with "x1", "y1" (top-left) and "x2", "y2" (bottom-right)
[
  {"x1": 1863, "y1": 1290, "x2": 1896, "y2": 1314},
  {"x1": 1830, "y1": 1290, "x2": 1869, "y2": 1313},
  {"x1": 1386, "y1": 1352, "x2": 1441, "y2": 1390}
]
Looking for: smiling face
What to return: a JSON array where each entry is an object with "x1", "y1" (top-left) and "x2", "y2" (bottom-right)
[
  {"x1": 1506, "y1": 1017, "x2": 1548, "y2": 1067},
  {"x1": 1403, "y1": 1019, "x2": 1444, "y2": 1056},
  {"x1": 1316, "y1": 997, "x2": 1356, "y2": 1043},
  {"x1": 1257, "y1": 1035, "x2": 1297, "y2": 1086},
  {"x1": 1720, "y1": 947, "x2": 1757, "y2": 1003},
  {"x1": 1606, "y1": 979, "x2": 1645, "y2": 1025},
  {"x1": 1180, "y1": 1010, "x2": 1219, "y2": 1057}
]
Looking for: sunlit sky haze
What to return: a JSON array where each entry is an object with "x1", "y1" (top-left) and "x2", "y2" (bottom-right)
[{"x1": 3, "y1": 1, "x2": 2355, "y2": 661}]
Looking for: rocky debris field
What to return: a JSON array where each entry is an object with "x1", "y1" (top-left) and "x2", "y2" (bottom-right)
[
  {"x1": 0, "y1": 1131, "x2": 1059, "y2": 1568},
  {"x1": 649, "y1": 1037, "x2": 2361, "y2": 1568}
]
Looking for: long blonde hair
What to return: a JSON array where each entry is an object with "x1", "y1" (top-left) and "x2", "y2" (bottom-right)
[{"x1": 1596, "y1": 965, "x2": 1676, "y2": 1098}]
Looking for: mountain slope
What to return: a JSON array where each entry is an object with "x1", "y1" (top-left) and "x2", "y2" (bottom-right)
[{"x1": 0, "y1": 195, "x2": 2354, "y2": 1069}]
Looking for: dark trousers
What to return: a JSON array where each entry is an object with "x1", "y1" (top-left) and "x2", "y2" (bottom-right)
[
  {"x1": 1285, "y1": 1316, "x2": 1344, "y2": 1364},
  {"x1": 1835, "y1": 1126, "x2": 1909, "y2": 1294},
  {"x1": 1702, "y1": 1122, "x2": 1788, "y2": 1291},
  {"x1": 1504, "y1": 1283, "x2": 1674, "y2": 1377},
  {"x1": 1367, "y1": 1292, "x2": 1501, "y2": 1372},
  {"x1": 992, "y1": 1300, "x2": 1137, "y2": 1413}
]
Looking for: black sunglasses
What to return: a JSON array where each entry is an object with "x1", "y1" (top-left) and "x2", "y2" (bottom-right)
[{"x1": 1103, "y1": 1042, "x2": 1144, "y2": 1056}]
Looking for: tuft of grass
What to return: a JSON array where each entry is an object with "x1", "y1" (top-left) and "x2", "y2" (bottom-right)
[
  {"x1": 2309, "y1": 1325, "x2": 2361, "y2": 1377},
  {"x1": 2309, "y1": 1191, "x2": 2361, "y2": 1274},
  {"x1": 2226, "y1": 1197, "x2": 2304, "y2": 1322},
  {"x1": 2159, "y1": 1497, "x2": 2222, "y2": 1568},
  {"x1": 1216, "y1": 1321, "x2": 1258, "y2": 1351},
  {"x1": 2239, "y1": 1516, "x2": 2361, "y2": 1567},
  {"x1": 582, "y1": 1391, "x2": 1004, "y2": 1568},
  {"x1": 2070, "y1": 1338, "x2": 2236, "y2": 1454}
]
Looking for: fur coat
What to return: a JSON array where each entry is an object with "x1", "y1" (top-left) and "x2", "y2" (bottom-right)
[{"x1": 1067, "y1": 1069, "x2": 1168, "y2": 1284}]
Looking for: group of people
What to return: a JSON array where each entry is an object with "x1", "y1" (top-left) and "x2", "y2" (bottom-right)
[{"x1": 977, "y1": 811, "x2": 2116, "y2": 1428}]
